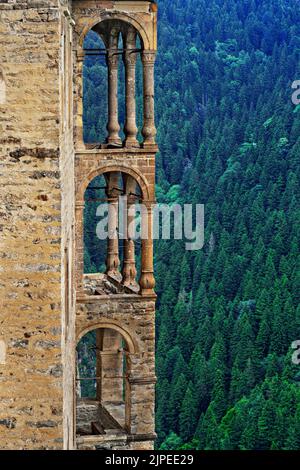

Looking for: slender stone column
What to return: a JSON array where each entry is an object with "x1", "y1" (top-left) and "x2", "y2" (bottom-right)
[
  {"x1": 106, "y1": 28, "x2": 121, "y2": 146},
  {"x1": 96, "y1": 329, "x2": 123, "y2": 404},
  {"x1": 105, "y1": 172, "x2": 120, "y2": 278},
  {"x1": 123, "y1": 27, "x2": 139, "y2": 148},
  {"x1": 139, "y1": 203, "x2": 155, "y2": 296},
  {"x1": 122, "y1": 175, "x2": 137, "y2": 287},
  {"x1": 76, "y1": 352, "x2": 82, "y2": 398},
  {"x1": 75, "y1": 202, "x2": 85, "y2": 294},
  {"x1": 75, "y1": 50, "x2": 85, "y2": 149},
  {"x1": 141, "y1": 51, "x2": 156, "y2": 147}
]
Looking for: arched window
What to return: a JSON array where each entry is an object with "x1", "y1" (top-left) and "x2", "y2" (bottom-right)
[
  {"x1": 83, "y1": 171, "x2": 143, "y2": 295},
  {"x1": 76, "y1": 326, "x2": 132, "y2": 438},
  {"x1": 81, "y1": 19, "x2": 156, "y2": 148},
  {"x1": 83, "y1": 31, "x2": 107, "y2": 144}
]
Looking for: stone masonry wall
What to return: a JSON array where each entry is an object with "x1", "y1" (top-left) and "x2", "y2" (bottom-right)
[
  {"x1": 0, "y1": 0, "x2": 74, "y2": 449},
  {"x1": 0, "y1": 0, "x2": 156, "y2": 451}
]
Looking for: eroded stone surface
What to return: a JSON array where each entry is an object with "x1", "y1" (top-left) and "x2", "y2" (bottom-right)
[
  {"x1": 0, "y1": 0, "x2": 75, "y2": 450},
  {"x1": 0, "y1": 0, "x2": 157, "y2": 451}
]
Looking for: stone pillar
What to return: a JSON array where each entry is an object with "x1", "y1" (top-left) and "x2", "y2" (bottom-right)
[
  {"x1": 122, "y1": 175, "x2": 137, "y2": 287},
  {"x1": 75, "y1": 50, "x2": 85, "y2": 148},
  {"x1": 75, "y1": 202, "x2": 85, "y2": 294},
  {"x1": 106, "y1": 28, "x2": 121, "y2": 146},
  {"x1": 123, "y1": 27, "x2": 139, "y2": 148},
  {"x1": 76, "y1": 352, "x2": 81, "y2": 398},
  {"x1": 127, "y1": 376, "x2": 156, "y2": 436},
  {"x1": 96, "y1": 329, "x2": 123, "y2": 403},
  {"x1": 139, "y1": 203, "x2": 155, "y2": 296},
  {"x1": 141, "y1": 51, "x2": 156, "y2": 147},
  {"x1": 105, "y1": 172, "x2": 120, "y2": 278}
]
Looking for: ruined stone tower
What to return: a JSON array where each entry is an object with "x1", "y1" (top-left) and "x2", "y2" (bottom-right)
[{"x1": 0, "y1": 0, "x2": 157, "y2": 450}]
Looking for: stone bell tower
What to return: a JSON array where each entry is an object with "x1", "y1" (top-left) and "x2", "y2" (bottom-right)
[{"x1": 0, "y1": 0, "x2": 157, "y2": 450}]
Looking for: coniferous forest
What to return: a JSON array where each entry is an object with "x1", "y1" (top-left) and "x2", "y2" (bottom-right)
[{"x1": 82, "y1": 0, "x2": 300, "y2": 450}]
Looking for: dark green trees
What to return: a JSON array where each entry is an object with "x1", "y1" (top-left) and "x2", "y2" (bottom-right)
[{"x1": 83, "y1": 0, "x2": 300, "y2": 450}]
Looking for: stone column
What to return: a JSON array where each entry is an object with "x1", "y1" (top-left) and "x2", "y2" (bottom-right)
[
  {"x1": 139, "y1": 203, "x2": 155, "y2": 296},
  {"x1": 123, "y1": 27, "x2": 139, "y2": 148},
  {"x1": 105, "y1": 172, "x2": 120, "y2": 279},
  {"x1": 96, "y1": 329, "x2": 123, "y2": 404},
  {"x1": 122, "y1": 175, "x2": 137, "y2": 288},
  {"x1": 75, "y1": 202, "x2": 85, "y2": 294},
  {"x1": 106, "y1": 28, "x2": 121, "y2": 146},
  {"x1": 141, "y1": 51, "x2": 156, "y2": 147},
  {"x1": 75, "y1": 50, "x2": 85, "y2": 149},
  {"x1": 76, "y1": 352, "x2": 82, "y2": 398}
]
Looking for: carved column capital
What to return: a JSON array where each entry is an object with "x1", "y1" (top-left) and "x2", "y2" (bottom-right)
[
  {"x1": 123, "y1": 50, "x2": 137, "y2": 67},
  {"x1": 141, "y1": 50, "x2": 157, "y2": 66},
  {"x1": 106, "y1": 51, "x2": 119, "y2": 69}
]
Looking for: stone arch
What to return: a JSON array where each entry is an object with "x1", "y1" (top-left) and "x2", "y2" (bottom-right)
[
  {"x1": 75, "y1": 320, "x2": 138, "y2": 438},
  {"x1": 77, "y1": 163, "x2": 151, "y2": 202},
  {"x1": 76, "y1": 320, "x2": 137, "y2": 354},
  {"x1": 77, "y1": 12, "x2": 151, "y2": 51}
]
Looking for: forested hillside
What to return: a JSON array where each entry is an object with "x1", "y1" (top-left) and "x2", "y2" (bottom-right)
[{"x1": 83, "y1": 0, "x2": 300, "y2": 449}]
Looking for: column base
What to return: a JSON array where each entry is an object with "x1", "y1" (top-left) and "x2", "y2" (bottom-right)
[
  {"x1": 106, "y1": 270, "x2": 122, "y2": 282},
  {"x1": 124, "y1": 139, "x2": 140, "y2": 149},
  {"x1": 122, "y1": 280, "x2": 139, "y2": 290},
  {"x1": 142, "y1": 142, "x2": 158, "y2": 151},
  {"x1": 106, "y1": 138, "x2": 122, "y2": 147},
  {"x1": 140, "y1": 288, "x2": 156, "y2": 298}
]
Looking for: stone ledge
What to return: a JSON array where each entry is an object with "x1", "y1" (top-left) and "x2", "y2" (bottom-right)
[
  {"x1": 75, "y1": 146, "x2": 158, "y2": 156},
  {"x1": 128, "y1": 432, "x2": 157, "y2": 442},
  {"x1": 128, "y1": 375, "x2": 157, "y2": 385},
  {"x1": 76, "y1": 293, "x2": 141, "y2": 303}
]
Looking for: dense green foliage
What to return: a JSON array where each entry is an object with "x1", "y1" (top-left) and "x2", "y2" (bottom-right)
[{"x1": 83, "y1": 0, "x2": 300, "y2": 449}]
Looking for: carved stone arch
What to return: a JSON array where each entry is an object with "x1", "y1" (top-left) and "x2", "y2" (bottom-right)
[
  {"x1": 77, "y1": 163, "x2": 151, "y2": 202},
  {"x1": 76, "y1": 320, "x2": 137, "y2": 354},
  {"x1": 77, "y1": 12, "x2": 151, "y2": 51}
]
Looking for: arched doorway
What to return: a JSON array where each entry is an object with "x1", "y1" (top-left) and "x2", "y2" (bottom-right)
[{"x1": 76, "y1": 325, "x2": 134, "y2": 438}]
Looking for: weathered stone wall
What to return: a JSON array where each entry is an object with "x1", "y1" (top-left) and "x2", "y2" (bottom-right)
[
  {"x1": 0, "y1": 0, "x2": 156, "y2": 451},
  {"x1": 76, "y1": 296, "x2": 156, "y2": 447},
  {"x1": 0, "y1": 0, "x2": 75, "y2": 449},
  {"x1": 76, "y1": 400, "x2": 100, "y2": 435}
]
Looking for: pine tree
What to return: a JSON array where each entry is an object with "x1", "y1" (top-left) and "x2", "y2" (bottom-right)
[
  {"x1": 179, "y1": 382, "x2": 198, "y2": 442},
  {"x1": 168, "y1": 373, "x2": 188, "y2": 434}
]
